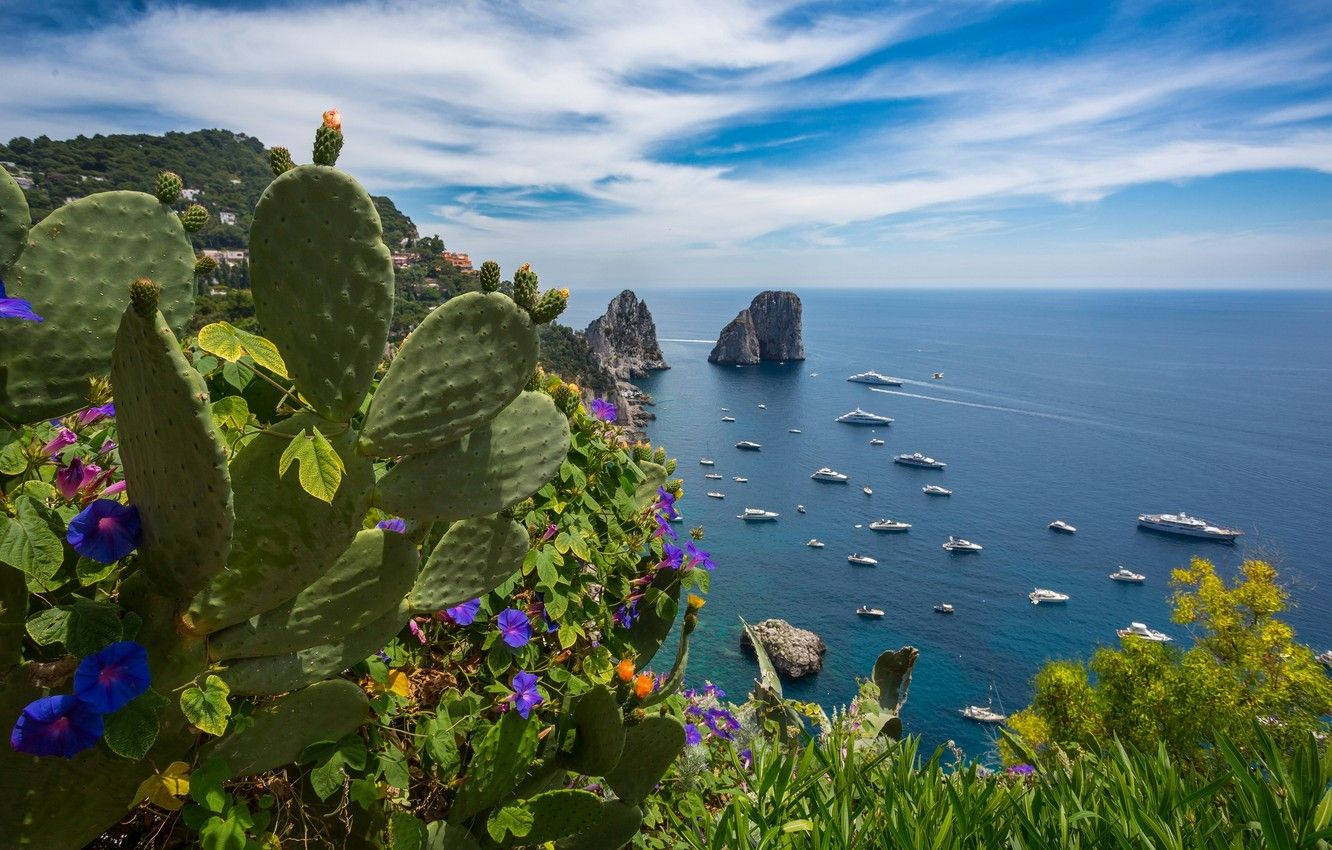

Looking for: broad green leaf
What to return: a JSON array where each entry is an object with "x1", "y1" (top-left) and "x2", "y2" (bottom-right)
[
  {"x1": 487, "y1": 802, "x2": 534, "y2": 842},
  {"x1": 309, "y1": 758, "x2": 345, "y2": 801},
  {"x1": 189, "y1": 757, "x2": 231, "y2": 813},
  {"x1": 210, "y1": 396, "x2": 250, "y2": 431},
  {"x1": 25, "y1": 606, "x2": 70, "y2": 645},
  {"x1": 278, "y1": 427, "x2": 344, "y2": 503},
  {"x1": 378, "y1": 745, "x2": 410, "y2": 790},
  {"x1": 389, "y1": 811, "x2": 427, "y2": 850},
  {"x1": 221, "y1": 361, "x2": 251, "y2": 391},
  {"x1": 0, "y1": 440, "x2": 27, "y2": 475},
  {"x1": 66, "y1": 598, "x2": 123, "y2": 656},
  {"x1": 197, "y1": 322, "x2": 248, "y2": 363},
  {"x1": 233, "y1": 327, "x2": 288, "y2": 378},
  {"x1": 348, "y1": 778, "x2": 380, "y2": 811},
  {"x1": 131, "y1": 761, "x2": 191, "y2": 811},
  {"x1": 181, "y1": 675, "x2": 232, "y2": 736},
  {"x1": 583, "y1": 645, "x2": 614, "y2": 685},
  {"x1": 199, "y1": 814, "x2": 247, "y2": 850},
  {"x1": 104, "y1": 689, "x2": 169, "y2": 759},
  {"x1": 0, "y1": 497, "x2": 64, "y2": 581},
  {"x1": 76, "y1": 555, "x2": 117, "y2": 586}
]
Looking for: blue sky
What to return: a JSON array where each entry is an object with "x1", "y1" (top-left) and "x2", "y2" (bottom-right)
[{"x1": 2, "y1": 0, "x2": 1329, "y2": 287}]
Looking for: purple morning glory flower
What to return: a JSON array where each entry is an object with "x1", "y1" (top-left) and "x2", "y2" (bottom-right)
[
  {"x1": 613, "y1": 600, "x2": 639, "y2": 629},
  {"x1": 655, "y1": 487, "x2": 678, "y2": 518},
  {"x1": 55, "y1": 458, "x2": 102, "y2": 501},
  {"x1": 703, "y1": 682, "x2": 726, "y2": 699},
  {"x1": 497, "y1": 608, "x2": 531, "y2": 648},
  {"x1": 98, "y1": 439, "x2": 118, "y2": 455},
  {"x1": 684, "y1": 722, "x2": 702, "y2": 746},
  {"x1": 408, "y1": 618, "x2": 427, "y2": 644},
  {"x1": 66, "y1": 499, "x2": 141, "y2": 564},
  {"x1": 444, "y1": 598, "x2": 481, "y2": 626},
  {"x1": 43, "y1": 428, "x2": 77, "y2": 457},
  {"x1": 0, "y1": 277, "x2": 43, "y2": 322},
  {"x1": 1008, "y1": 763, "x2": 1035, "y2": 775},
  {"x1": 653, "y1": 512, "x2": 678, "y2": 541},
  {"x1": 685, "y1": 541, "x2": 715, "y2": 571},
  {"x1": 541, "y1": 523, "x2": 558, "y2": 543},
  {"x1": 10, "y1": 695, "x2": 104, "y2": 758},
  {"x1": 72, "y1": 641, "x2": 151, "y2": 714},
  {"x1": 376, "y1": 517, "x2": 407, "y2": 533},
  {"x1": 704, "y1": 707, "x2": 740, "y2": 741},
  {"x1": 510, "y1": 671, "x2": 542, "y2": 719},
  {"x1": 662, "y1": 541, "x2": 685, "y2": 570},
  {"x1": 589, "y1": 398, "x2": 617, "y2": 422},
  {"x1": 740, "y1": 748, "x2": 753, "y2": 769},
  {"x1": 78, "y1": 403, "x2": 116, "y2": 426}
]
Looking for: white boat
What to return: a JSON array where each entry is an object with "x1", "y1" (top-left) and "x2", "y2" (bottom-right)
[
  {"x1": 806, "y1": 538, "x2": 824, "y2": 548},
  {"x1": 810, "y1": 467, "x2": 849, "y2": 483},
  {"x1": 706, "y1": 492, "x2": 725, "y2": 499},
  {"x1": 721, "y1": 407, "x2": 730, "y2": 411},
  {"x1": 862, "y1": 486, "x2": 873, "y2": 496},
  {"x1": 846, "y1": 371, "x2": 903, "y2": 386},
  {"x1": 1049, "y1": 519, "x2": 1076, "y2": 534},
  {"x1": 1137, "y1": 512, "x2": 1242, "y2": 542},
  {"x1": 735, "y1": 441, "x2": 761, "y2": 451},
  {"x1": 895, "y1": 452, "x2": 945, "y2": 469},
  {"x1": 788, "y1": 428, "x2": 802, "y2": 434},
  {"x1": 847, "y1": 553, "x2": 878, "y2": 566},
  {"x1": 942, "y1": 536, "x2": 982, "y2": 552},
  {"x1": 836, "y1": 408, "x2": 894, "y2": 426},
  {"x1": 1029, "y1": 588, "x2": 1070, "y2": 605},
  {"x1": 1109, "y1": 567, "x2": 1146, "y2": 583},
  {"x1": 738, "y1": 508, "x2": 779, "y2": 522},
  {"x1": 704, "y1": 473, "x2": 723, "y2": 480},
  {"x1": 869, "y1": 438, "x2": 885, "y2": 446},
  {"x1": 869, "y1": 519, "x2": 911, "y2": 532},
  {"x1": 757, "y1": 403, "x2": 766, "y2": 409},
  {"x1": 856, "y1": 605, "x2": 886, "y2": 618},
  {"x1": 932, "y1": 372, "x2": 944, "y2": 380},
  {"x1": 922, "y1": 485, "x2": 952, "y2": 496},
  {"x1": 796, "y1": 504, "x2": 806, "y2": 513},
  {"x1": 960, "y1": 705, "x2": 1005, "y2": 724},
  {"x1": 699, "y1": 458, "x2": 715, "y2": 466},
  {"x1": 721, "y1": 416, "x2": 736, "y2": 422},
  {"x1": 934, "y1": 603, "x2": 955, "y2": 614},
  {"x1": 1117, "y1": 621, "x2": 1172, "y2": 642},
  {"x1": 733, "y1": 476, "x2": 748, "y2": 483}
]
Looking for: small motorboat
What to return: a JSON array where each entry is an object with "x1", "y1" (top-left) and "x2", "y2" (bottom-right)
[
  {"x1": 738, "y1": 508, "x2": 779, "y2": 522},
  {"x1": 862, "y1": 486, "x2": 873, "y2": 496},
  {"x1": 704, "y1": 473, "x2": 723, "y2": 480},
  {"x1": 1117, "y1": 621, "x2": 1172, "y2": 642},
  {"x1": 796, "y1": 504, "x2": 806, "y2": 514},
  {"x1": 699, "y1": 458, "x2": 715, "y2": 466},
  {"x1": 923, "y1": 485, "x2": 952, "y2": 496},
  {"x1": 932, "y1": 372, "x2": 944, "y2": 380},
  {"x1": 1029, "y1": 588, "x2": 1070, "y2": 605},
  {"x1": 735, "y1": 441, "x2": 761, "y2": 450},
  {"x1": 869, "y1": 519, "x2": 911, "y2": 533},
  {"x1": 810, "y1": 372, "x2": 819, "y2": 377},
  {"x1": 960, "y1": 705, "x2": 1005, "y2": 724},
  {"x1": 720, "y1": 407, "x2": 730, "y2": 411},
  {"x1": 869, "y1": 438, "x2": 885, "y2": 446},
  {"x1": 757, "y1": 403, "x2": 766, "y2": 409},
  {"x1": 942, "y1": 536, "x2": 982, "y2": 552},
  {"x1": 721, "y1": 416, "x2": 736, "y2": 422},
  {"x1": 1109, "y1": 567, "x2": 1145, "y2": 583},
  {"x1": 1048, "y1": 519, "x2": 1076, "y2": 534},
  {"x1": 847, "y1": 553, "x2": 878, "y2": 566},
  {"x1": 733, "y1": 476, "x2": 748, "y2": 483},
  {"x1": 856, "y1": 605, "x2": 885, "y2": 618},
  {"x1": 806, "y1": 538, "x2": 825, "y2": 548},
  {"x1": 788, "y1": 428, "x2": 802, "y2": 434},
  {"x1": 706, "y1": 492, "x2": 725, "y2": 499},
  {"x1": 933, "y1": 603, "x2": 955, "y2": 614}
]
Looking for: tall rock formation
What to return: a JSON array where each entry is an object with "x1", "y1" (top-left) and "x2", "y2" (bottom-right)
[
  {"x1": 582, "y1": 290, "x2": 669, "y2": 435},
  {"x1": 708, "y1": 290, "x2": 804, "y2": 365}
]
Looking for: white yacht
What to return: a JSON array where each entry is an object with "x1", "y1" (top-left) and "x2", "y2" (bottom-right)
[
  {"x1": 706, "y1": 492, "x2": 725, "y2": 499},
  {"x1": 796, "y1": 504, "x2": 806, "y2": 513},
  {"x1": 836, "y1": 408, "x2": 894, "y2": 426},
  {"x1": 847, "y1": 371, "x2": 903, "y2": 386},
  {"x1": 847, "y1": 553, "x2": 878, "y2": 566},
  {"x1": 735, "y1": 440, "x2": 761, "y2": 451},
  {"x1": 733, "y1": 476, "x2": 748, "y2": 483},
  {"x1": 810, "y1": 467, "x2": 849, "y2": 483},
  {"x1": 869, "y1": 519, "x2": 911, "y2": 533},
  {"x1": 862, "y1": 486, "x2": 873, "y2": 496},
  {"x1": 1029, "y1": 588, "x2": 1070, "y2": 605},
  {"x1": 895, "y1": 452, "x2": 945, "y2": 469},
  {"x1": 720, "y1": 407, "x2": 730, "y2": 411},
  {"x1": 869, "y1": 438, "x2": 885, "y2": 446},
  {"x1": 922, "y1": 485, "x2": 952, "y2": 496},
  {"x1": 942, "y1": 536, "x2": 982, "y2": 552},
  {"x1": 1137, "y1": 512, "x2": 1242, "y2": 542},
  {"x1": 721, "y1": 416, "x2": 736, "y2": 422},
  {"x1": 738, "y1": 508, "x2": 779, "y2": 522},
  {"x1": 806, "y1": 538, "x2": 824, "y2": 548},
  {"x1": 960, "y1": 705, "x2": 1005, "y2": 724},
  {"x1": 788, "y1": 428, "x2": 802, "y2": 434},
  {"x1": 757, "y1": 403, "x2": 766, "y2": 409},
  {"x1": 1109, "y1": 567, "x2": 1146, "y2": 583},
  {"x1": 1048, "y1": 519, "x2": 1076, "y2": 534},
  {"x1": 699, "y1": 458, "x2": 715, "y2": 466},
  {"x1": 704, "y1": 473, "x2": 723, "y2": 480},
  {"x1": 856, "y1": 605, "x2": 886, "y2": 618},
  {"x1": 934, "y1": 603, "x2": 955, "y2": 615},
  {"x1": 1117, "y1": 621, "x2": 1172, "y2": 642}
]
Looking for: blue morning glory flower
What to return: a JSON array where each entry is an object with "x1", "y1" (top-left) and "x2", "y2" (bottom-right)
[
  {"x1": 684, "y1": 722, "x2": 702, "y2": 746},
  {"x1": 589, "y1": 398, "x2": 617, "y2": 422},
  {"x1": 10, "y1": 695, "x2": 104, "y2": 758},
  {"x1": 662, "y1": 541, "x2": 685, "y2": 570},
  {"x1": 685, "y1": 541, "x2": 715, "y2": 571},
  {"x1": 0, "y1": 277, "x2": 43, "y2": 322},
  {"x1": 510, "y1": 671, "x2": 542, "y2": 719},
  {"x1": 704, "y1": 707, "x2": 740, "y2": 740},
  {"x1": 72, "y1": 641, "x2": 151, "y2": 714},
  {"x1": 497, "y1": 608, "x2": 531, "y2": 648},
  {"x1": 67, "y1": 499, "x2": 141, "y2": 564},
  {"x1": 376, "y1": 517, "x2": 407, "y2": 533},
  {"x1": 444, "y1": 597, "x2": 481, "y2": 625},
  {"x1": 78, "y1": 403, "x2": 116, "y2": 426}
]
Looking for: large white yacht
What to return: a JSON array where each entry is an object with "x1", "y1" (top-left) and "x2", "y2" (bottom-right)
[
  {"x1": 869, "y1": 438, "x2": 885, "y2": 446},
  {"x1": 942, "y1": 536, "x2": 982, "y2": 552},
  {"x1": 806, "y1": 538, "x2": 825, "y2": 548},
  {"x1": 810, "y1": 467, "x2": 850, "y2": 483},
  {"x1": 788, "y1": 428, "x2": 802, "y2": 434},
  {"x1": 869, "y1": 519, "x2": 911, "y2": 532},
  {"x1": 933, "y1": 603, "x2": 955, "y2": 614},
  {"x1": 1137, "y1": 512, "x2": 1242, "y2": 542},
  {"x1": 735, "y1": 441, "x2": 762, "y2": 451},
  {"x1": 704, "y1": 473, "x2": 723, "y2": 480},
  {"x1": 1048, "y1": 520, "x2": 1076, "y2": 534},
  {"x1": 922, "y1": 485, "x2": 952, "y2": 496},
  {"x1": 856, "y1": 605, "x2": 886, "y2": 618},
  {"x1": 706, "y1": 492, "x2": 725, "y2": 499},
  {"x1": 1029, "y1": 588, "x2": 1070, "y2": 605},
  {"x1": 836, "y1": 408, "x2": 894, "y2": 426},
  {"x1": 733, "y1": 476, "x2": 748, "y2": 483},
  {"x1": 846, "y1": 371, "x2": 903, "y2": 386},
  {"x1": 1117, "y1": 621, "x2": 1172, "y2": 642},
  {"x1": 959, "y1": 705, "x2": 1005, "y2": 724},
  {"x1": 721, "y1": 416, "x2": 736, "y2": 422},
  {"x1": 895, "y1": 452, "x2": 946, "y2": 469},
  {"x1": 1109, "y1": 567, "x2": 1146, "y2": 583},
  {"x1": 847, "y1": 553, "x2": 878, "y2": 566},
  {"x1": 738, "y1": 508, "x2": 779, "y2": 522},
  {"x1": 699, "y1": 458, "x2": 715, "y2": 466}
]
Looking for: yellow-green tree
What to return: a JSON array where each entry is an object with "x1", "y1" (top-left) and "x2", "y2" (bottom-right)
[{"x1": 1006, "y1": 558, "x2": 1331, "y2": 768}]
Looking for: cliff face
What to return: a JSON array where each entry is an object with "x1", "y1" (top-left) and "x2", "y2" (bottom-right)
[
  {"x1": 708, "y1": 290, "x2": 804, "y2": 364},
  {"x1": 582, "y1": 290, "x2": 669, "y2": 435}
]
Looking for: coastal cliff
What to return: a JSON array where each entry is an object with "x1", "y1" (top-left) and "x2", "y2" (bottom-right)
[
  {"x1": 708, "y1": 290, "x2": 804, "y2": 365},
  {"x1": 582, "y1": 290, "x2": 669, "y2": 434},
  {"x1": 741, "y1": 618, "x2": 826, "y2": 678}
]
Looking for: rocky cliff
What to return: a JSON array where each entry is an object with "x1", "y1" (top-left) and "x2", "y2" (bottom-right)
[
  {"x1": 582, "y1": 290, "x2": 669, "y2": 434},
  {"x1": 740, "y1": 618, "x2": 826, "y2": 678},
  {"x1": 708, "y1": 290, "x2": 804, "y2": 365}
]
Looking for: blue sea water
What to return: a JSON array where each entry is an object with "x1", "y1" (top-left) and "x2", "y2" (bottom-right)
[{"x1": 561, "y1": 288, "x2": 1332, "y2": 759}]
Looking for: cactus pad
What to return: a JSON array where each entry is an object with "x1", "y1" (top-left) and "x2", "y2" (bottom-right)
[
  {"x1": 111, "y1": 298, "x2": 233, "y2": 601},
  {"x1": 210, "y1": 528, "x2": 418, "y2": 659},
  {"x1": 377, "y1": 391, "x2": 569, "y2": 522},
  {"x1": 872, "y1": 646, "x2": 918, "y2": 740},
  {"x1": 510, "y1": 790, "x2": 603, "y2": 845},
  {"x1": 622, "y1": 566, "x2": 681, "y2": 666},
  {"x1": 0, "y1": 191, "x2": 194, "y2": 422},
  {"x1": 249, "y1": 165, "x2": 393, "y2": 422},
  {"x1": 604, "y1": 716, "x2": 686, "y2": 805},
  {"x1": 360, "y1": 292, "x2": 539, "y2": 457},
  {"x1": 203, "y1": 679, "x2": 369, "y2": 778},
  {"x1": 187, "y1": 412, "x2": 373, "y2": 634},
  {"x1": 407, "y1": 515, "x2": 527, "y2": 613},
  {"x1": 562, "y1": 685, "x2": 624, "y2": 775},
  {"x1": 0, "y1": 165, "x2": 30, "y2": 270},
  {"x1": 556, "y1": 800, "x2": 642, "y2": 850}
]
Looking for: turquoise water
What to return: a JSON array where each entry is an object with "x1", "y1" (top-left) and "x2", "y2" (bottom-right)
[{"x1": 562, "y1": 289, "x2": 1332, "y2": 759}]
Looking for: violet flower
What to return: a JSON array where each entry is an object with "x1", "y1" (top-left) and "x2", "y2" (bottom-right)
[
  {"x1": 509, "y1": 671, "x2": 542, "y2": 719},
  {"x1": 497, "y1": 608, "x2": 531, "y2": 648},
  {"x1": 662, "y1": 541, "x2": 685, "y2": 570},
  {"x1": 443, "y1": 598, "x2": 481, "y2": 626},
  {"x1": 376, "y1": 517, "x2": 407, "y2": 533},
  {"x1": 541, "y1": 523, "x2": 558, "y2": 543},
  {"x1": 55, "y1": 458, "x2": 101, "y2": 501},
  {"x1": 78, "y1": 403, "x2": 116, "y2": 426},
  {"x1": 685, "y1": 541, "x2": 715, "y2": 571},
  {"x1": 1008, "y1": 763, "x2": 1035, "y2": 776},
  {"x1": 100, "y1": 480, "x2": 127, "y2": 497},
  {"x1": 66, "y1": 500, "x2": 140, "y2": 563},
  {"x1": 0, "y1": 277, "x2": 43, "y2": 322},
  {"x1": 684, "y1": 722, "x2": 702, "y2": 746},
  {"x1": 72, "y1": 641, "x2": 150, "y2": 714},
  {"x1": 42, "y1": 428, "x2": 77, "y2": 457},
  {"x1": 589, "y1": 398, "x2": 617, "y2": 422},
  {"x1": 10, "y1": 695, "x2": 103, "y2": 758}
]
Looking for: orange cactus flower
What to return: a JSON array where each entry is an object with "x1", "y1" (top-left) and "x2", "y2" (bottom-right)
[
  {"x1": 633, "y1": 672, "x2": 655, "y2": 700},
  {"x1": 616, "y1": 658, "x2": 635, "y2": 682},
  {"x1": 322, "y1": 108, "x2": 342, "y2": 131}
]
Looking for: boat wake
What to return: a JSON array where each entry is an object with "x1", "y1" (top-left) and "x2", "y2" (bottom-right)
[
  {"x1": 867, "y1": 387, "x2": 1090, "y2": 425},
  {"x1": 659, "y1": 337, "x2": 718, "y2": 344}
]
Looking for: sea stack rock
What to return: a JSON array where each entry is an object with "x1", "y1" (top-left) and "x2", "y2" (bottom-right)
[
  {"x1": 740, "y1": 618, "x2": 825, "y2": 678},
  {"x1": 582, "y1": 290, "x2": 668, "y2": 435},
  {"x1": 708, "y1": 290, "x2": 804, "y2": 365}
]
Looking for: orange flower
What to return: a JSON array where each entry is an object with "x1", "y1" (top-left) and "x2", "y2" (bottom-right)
[
  {"x1": 633, "y1": 672, "x2": 655, "y2": 700},
  {"x1": 322, "y1": 108, "x2": 342, "y2": 131},
  {"x1": 616, "y1": 658, "x2": 635, "y2": 682}
]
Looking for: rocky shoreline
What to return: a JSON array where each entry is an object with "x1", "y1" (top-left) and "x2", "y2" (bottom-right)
[{"x1": 582, "y1": 290, "x2": 669, "y2": 438}]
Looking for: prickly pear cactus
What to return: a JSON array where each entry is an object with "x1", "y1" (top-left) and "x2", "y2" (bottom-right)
[{"x1": 0, "y1": 164, "x2": 30, "y2": 270}]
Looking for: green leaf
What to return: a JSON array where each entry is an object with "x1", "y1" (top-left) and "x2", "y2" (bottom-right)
[
  {"x1": 181, "y1": 675, "x2": 232, "y2": 736},
  {"x1": 583, "y1": 645, "x2": 614, "y2": 685},
  {"x1": 487, "y1": 802, "x2": 534, "y2": 843},
  {"x1": 420, "y1": 716, "x2": 460, "y2": 778},
  {"x1": 211, "y1": 396, "x2": 250, "y2": 430},
  {"x1": 199, "y1": 813, "x2": 247, "y2": 850},
  {"x1": 348, "y1": 777, "x2": 380, "y2": 811},
  {"x1": 0, "y1": 440, "x2": 27, "y2": 475},
  {"x1": 389, "y1": 811, "x2": 427, "y2": 850},
  {"x1": 66, "y1": 598, "x2": 123, "y2": 656},
  {"x1": 221, "y1": 361, "x2": 251, "y2": 392},
  {"x1": 25, "y1": 606, "x2": 70, "y2": 645},
  {"x1": 335, "y1": 733, "x2": 368, "y2": 770},
  {"x1": 189, "y1": 757, "x2": 232, "y2": 813},
  {"x1": 76, "y1": 555, "x2": 118, "y2": 586},
  {"x1": 277, "y1": 427, "x2": 344, "y2": 503},
  {"x1": 377, "y1": 745, "x2": 410, "y2": 790},
  {"x1": 197, "y1": 322, "x2": 248, "y2": 363},
  {"x1": 309, "y1": 758, "x2": 345, "y2": 801},
  {"x1": 233, "y1": 327, "x2": 288, "y2": 378},
  {"x1": 104, "y1": 689, "x2": 169, "y2": 759},
  {"x1": 0, "y1": 497, "x2": 64, "y2": 581}
]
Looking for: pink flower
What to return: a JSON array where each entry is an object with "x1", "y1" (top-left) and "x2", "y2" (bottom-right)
[
  {"x1": 408, "y1": 618, "x2": 427, "y2": 645},
  {"x1": 541, "y1": 523, "x2": 558, "y2": 542},
  {"x1": 100, "y1": 480, "x2": 127, "y2": 497},
  {"x1": 55, "y1": 458, "x2": 101, "y2": 501},
  {"x1": 43, "y1": 428, "x2": 77, "y2": 457}
]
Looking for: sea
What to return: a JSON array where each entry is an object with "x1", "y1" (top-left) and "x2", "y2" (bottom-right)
[{"x1": 560, "y1": 288, "x2": 1332, "y2": 760}]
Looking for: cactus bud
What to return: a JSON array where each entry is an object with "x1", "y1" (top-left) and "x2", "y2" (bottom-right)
[
  {"x1": 616, "y1": 658, "x2": 635, "y2": 683},
  {"x1": 687, "y1": 593, "x2": 706, "y2": 611},
  {"x1": 194, "y1": 254, "x2": 219, "y2": 277},
  {"x1": 567, "y1": 382, "x2": 580, "y2": 394},
  {"x1": 632, "y1": 443, "x2": 651, "y2": 462},
  {"x1": 530, "y1": 288, "x2": 569, "y2": 324},
  {"x1": 512, "y1": 263, "x2": 538, "y2": 311},
  {"x1": 479, "y1": 260, "x2": 501, "y2": 292},
  {"x1": 664, "y1": 458, "x2": 677, "y2": 475},
  {"x1": 633, "y1": 673, "x2": 655, "y2": 700},
  {"x1": 269, "y1": 146, "x2": 295, "y2": 177},
  {"x1": 653, "y1": 447, "x2": 667, "y2": 465},
  {"x1": 180, "y1": 204, "x2": 209, "y2": 232},
  {"x1": 322, "y1": 108, "x2": 342, "y2": 131},
  {"x1": 129, "y1": 277, "x2": 160, "y2": 318},
  {"x1": 154, "y1": 171, "x2": 183, "y2": 204},
  {"x1": 313, "y1": 112, "x2": 344, "y2": 167}
]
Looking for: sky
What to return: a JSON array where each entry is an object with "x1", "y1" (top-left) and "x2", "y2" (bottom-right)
[{"x1": 2, "y1": 0, "x2": 1330, "y2": 288}]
